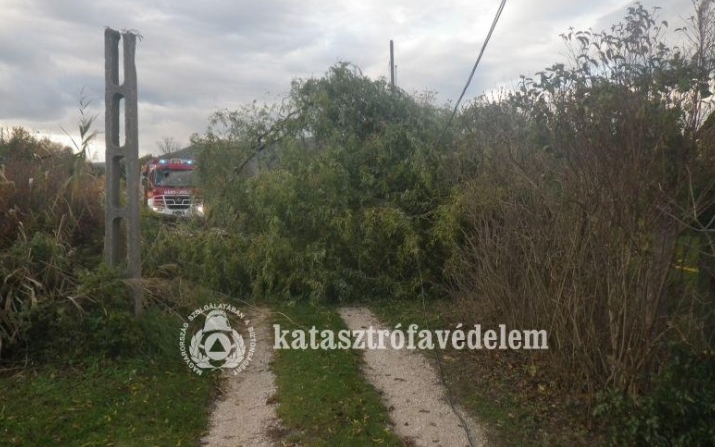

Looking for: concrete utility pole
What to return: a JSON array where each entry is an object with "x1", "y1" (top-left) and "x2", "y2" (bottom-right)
[
  {"x1": 104, "y1": 28, "x2": 142, "y2": 314},
  {"x1": 390, "y1": 40, "x2": 395, "y2": 91}
]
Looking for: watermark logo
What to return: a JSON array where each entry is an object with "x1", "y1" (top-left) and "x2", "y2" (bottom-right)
[
  {"x1": 180, "y1": 303, "x2": 256, "y2": 375},
  {"x1": 273, "y1": 324, "x2": 548, "y2": 351}
]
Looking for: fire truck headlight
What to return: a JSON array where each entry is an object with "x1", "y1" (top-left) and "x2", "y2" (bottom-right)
[{"x1": 196, "y1": 204, "x2": 204, "y2": 216}]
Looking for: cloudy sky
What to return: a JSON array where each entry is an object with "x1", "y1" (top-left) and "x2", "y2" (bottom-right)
[{"x1": 0, "y1": 0, "x2": 693, "y2": 160}]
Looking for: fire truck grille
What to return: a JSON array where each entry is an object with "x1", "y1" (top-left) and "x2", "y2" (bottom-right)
[{"x1": 160, "y1": 195, "x2": 192, "y2": 209}]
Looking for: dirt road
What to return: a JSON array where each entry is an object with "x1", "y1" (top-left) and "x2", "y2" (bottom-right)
[{"x1": 202, "y1": 306, "x2": 487, "y2": 447}]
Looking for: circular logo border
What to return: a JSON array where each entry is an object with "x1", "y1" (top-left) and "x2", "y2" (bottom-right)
[{"x1": 179, "y1": 303, "x2": 256, "y2": 375}]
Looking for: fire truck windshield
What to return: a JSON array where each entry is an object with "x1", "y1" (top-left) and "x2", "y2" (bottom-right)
[{"x1": 156, "y1": 169, "x2": 194, "y2": 188}]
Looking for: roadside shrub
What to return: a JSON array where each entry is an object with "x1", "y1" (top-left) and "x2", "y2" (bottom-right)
[
  {"x1": 20, "y1": 261, "x2": 225, "y2": 364},
  {"x1": 447, "y1": 3, "x2": 715, "y2": 401},
  {"x1": 0, "y1": 231, "x2": 77, "y2": 358},
  {"x1": 595, "y1": 344, "x2": 715, "y2": 447},
  {"x1": 0, "y1": 127, "x2": 104, "y2": 360},
  {"x1": 12, "y1": 264, "x2": 129, "y2": 360},
  {"x1": 0, "y1": 124, "x2": 240, "y2": 364}
]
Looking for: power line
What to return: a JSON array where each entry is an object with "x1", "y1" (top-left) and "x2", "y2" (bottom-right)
[
  {"x1": 426, "y1": 3, "x2": 508, "y2": 446},
  {"x1": 436, "y1": 0, "x2": 508, "y2": 146}
]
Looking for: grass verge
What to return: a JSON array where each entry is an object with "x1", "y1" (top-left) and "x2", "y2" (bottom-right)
[
  {"x1": 0, "y1": 357, "x2": 217, "y2": 446},
  {"x1": 270, "y1": 302, "x2": 408, "y2": 447}
]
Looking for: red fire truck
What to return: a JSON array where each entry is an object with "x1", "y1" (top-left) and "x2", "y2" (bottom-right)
[{"x1": 141, "y1": 158, "x2": 204, "y2": 217}]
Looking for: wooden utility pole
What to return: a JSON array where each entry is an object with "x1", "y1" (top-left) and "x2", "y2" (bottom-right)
[{"x1": 390, "y1": 40, "x2": 395, "y2": 91}]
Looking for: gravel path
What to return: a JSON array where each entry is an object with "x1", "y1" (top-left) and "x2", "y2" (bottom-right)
[
  {"x1": 339, "y1": 307, "x2": 488, "y2": 447},
  {"x1": 201, "y1": 307, "x2": 280, "y2": 447}
]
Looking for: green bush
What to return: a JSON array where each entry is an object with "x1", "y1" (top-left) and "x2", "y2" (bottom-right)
[
  {"x1": 0, "y1": 128, "x2": 104, "y2": 251},
  {"x1": 0, "y1": 127, "x2": 106, "y2": 360},
  {"x1": 595, "y1": 344, "x2": 715, "y2": 447},
  {"x1": 20, "y1": 264, "x2": 135, "y2": 361},
  {"x1": 189, "y1": 63, "x2": 452, "y2": 303},
  {"x1": 21, "y1": 262, "x2": 225, "y2": 364},
  {"x1": 446, "y1": 3, "x2": 715, "y2": 400},
  {"x1": 1, "y1": 232, "x2": 78, "y2": 358},
  {"x1": 142, "y1": 217, "x2": 252, "y2": 297}
]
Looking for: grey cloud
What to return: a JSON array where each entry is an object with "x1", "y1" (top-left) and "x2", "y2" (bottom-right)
[{"x1": 0, "y1": 0, "x2": 700, "y2": 160}]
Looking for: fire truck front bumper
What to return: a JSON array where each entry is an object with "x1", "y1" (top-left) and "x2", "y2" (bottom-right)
[{"x1": 148, "y1": 197, "x2": 204, "y2": 217}]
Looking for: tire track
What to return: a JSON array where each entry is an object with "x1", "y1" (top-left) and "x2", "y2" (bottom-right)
[
  {"x1": 339, "y1": 307, "x2": 488, "y2": 447},
  {"x1": 201, "y1": 307, "x2": 281, "y2": 447}
]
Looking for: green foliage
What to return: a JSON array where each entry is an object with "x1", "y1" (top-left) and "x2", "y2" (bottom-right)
[
  {"x1": 142, "y1": 216, "x2": 252, "y2": 297},
  {"x1": 289, "y1": 62, "x2": 445, "y2": 144},
  {"x1": 0, "y1": 104, "x2": 220, "y2": 447},
  {"x1": 190, "y1": 62, "x2": 451, "y2": 303},
  {"x1": 23, "y1": 264, "x2": 138, "y2": 361},
  {"x1": 0, "y1": 231, "x2": 78, "y2": 357},
  {"x1": 0, "y1": 125, "x2": 164, "y2": 363},
  {"x1": 0, "y1": 127, "x2": 106, "y2": 360},
  {"x1": 595, "y1": 344, "x2": 715, "y2": 447}
]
